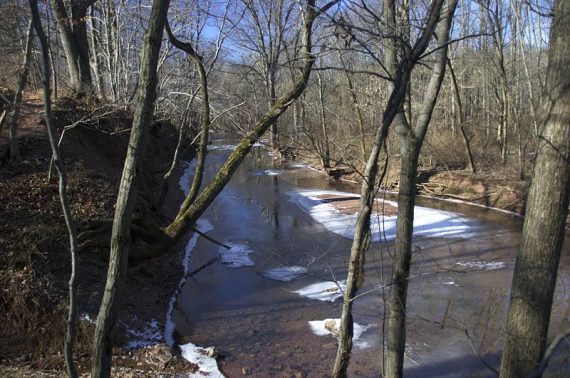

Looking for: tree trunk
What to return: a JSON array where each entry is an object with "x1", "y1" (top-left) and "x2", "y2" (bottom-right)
[
  {"x1": 499, "y1": 0, "x2": 570, "y2": 375},
  {"x1": 316, "y1": 69, "x2": 330, "y2": 168},
  {"x1": 332, "y1": 1, "x2": 449, "y2": 375},
  {"x1": 385, "y1": 1, "x2": 457, "y2": 376},
  {"x1": 91, "y1": 0, "x2": 170, "y2": 376},
  {"x1": 51, "y1": 0, "x2": 95, "y2": 94},
  {"x1": 29, "y1": 1, "x2": 80, "y2": 376},
  {"x1": 447, "y1": 58, "x2": 476, "y2": 174},
  {"x1": 9, "y1": 19, "x2": 34, "y2": 163}
]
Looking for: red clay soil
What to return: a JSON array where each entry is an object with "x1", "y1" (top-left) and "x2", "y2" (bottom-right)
[{"x1": 0, "y1": 93, "x2": 198, "y2": 376}]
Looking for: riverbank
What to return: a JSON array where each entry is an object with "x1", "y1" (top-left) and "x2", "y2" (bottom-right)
[{"x1": 0, "y1": 94, "x2": 198, "y2": 376}]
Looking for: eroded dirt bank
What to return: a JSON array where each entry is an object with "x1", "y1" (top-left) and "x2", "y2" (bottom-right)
[{"x1": 0, "y1": 94, "x2": 198, "y2": 376}]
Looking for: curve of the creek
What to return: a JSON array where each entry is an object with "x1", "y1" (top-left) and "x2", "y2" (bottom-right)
[{"x1": 167, "y1": 138, "x2": 570, "y2": 378}]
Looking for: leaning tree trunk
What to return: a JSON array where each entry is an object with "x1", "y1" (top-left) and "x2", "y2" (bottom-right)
[
  {"x1": 29, "y1": 1, "x2": 80, "y2": 376},
  {"x1": 91, "y1": 0, "x2": 170, "y2": 376},
  {"x1": 9, "y1": 19, "x2": 34, "y2": 163},
  {"x1": 164, "y1": 0, "x2": 341, "y2": 243},
  {"x1": 384, "y1": 1, "x2": 457, "y2": 376},
  {"x1": 499, "y1": 0, "x2": 570, "y2": 375}
]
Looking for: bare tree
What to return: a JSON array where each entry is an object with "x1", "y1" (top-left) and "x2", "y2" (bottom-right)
[
  {"x1": 29, "y1": 0, "x2": 80, "y2": 375},
  {"x1": 499, "y1": 0, "x2": 570, "y2": 375},
  {"x1": 331, "y1": 0, "x2": 455, "y2": 375},
  {"x1": 90, "y1": 0, "x2": 170, "y2": 376},
  {"x1": 8, "y1": 19, "x2": 34, "y2": 163}
]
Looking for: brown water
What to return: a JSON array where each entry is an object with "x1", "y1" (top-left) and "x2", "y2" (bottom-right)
[{"x1": 173, "y1": 140, "x2": 570, "y2": 377}]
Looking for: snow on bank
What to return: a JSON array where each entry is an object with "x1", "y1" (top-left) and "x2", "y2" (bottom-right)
[
  {"x1": 125, "y1": 319, "x2": 162, "y2": 349},
  {"x1": 179, "y1": 160, "x2": 197, "y2": 197},
  {"x1": 294, "y1": 280, "x2": 346, "y2": 302},
  {"x1": 179, "y1": 344, "x2": 225, "y2": 378},
  {"x1": 263, "y1": 266, "x2": 308, "y2": 281},
  {"x1": 455, "y1": 261, "x2": 506, "y2": 271},
  {"x1": 219, "y1": 243, "x2": 254, "y2": 268},
  {"x1": 289, "y1": 190, "x2": 478, "y2": 241},
  {"x1": 163, "y1": 161, "x2": 224, "y2": 377},
  {"x1": 309, "y1": 318, "x2": 371, "y2": 349}
]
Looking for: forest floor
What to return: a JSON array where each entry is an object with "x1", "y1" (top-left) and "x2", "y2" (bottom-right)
[
  {"x1": 0, "y1": 92, "x2": 200, "y2": 376},
  {"x1": 0, "y1": 92, "x2": 547, "y2": 377}
]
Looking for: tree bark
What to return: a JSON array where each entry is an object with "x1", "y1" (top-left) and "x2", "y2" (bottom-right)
[
  {"x1": 499, "y1": 0, "x2": 570, "y2": 375},
  {"x1": 29, "y1": 1, "x2": 80, "y2": 376},
  {"x1": 385, "y1": 1, "x2": 457, "y2": 376},
  {"x1": 9, "y1": 19, "x2": 34, "y2": 163},
  {"x1": 51, "y1": 0, "x2": 95, "y2": 94},
  {"x1": 90, "y1": 0, "x2": 170, "y2": 376}
]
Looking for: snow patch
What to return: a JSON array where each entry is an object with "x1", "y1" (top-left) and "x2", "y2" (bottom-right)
[
  {"x1": 289, "y1": 190, "x2": 479, "y2": 241},
  {"x1": 263, "y1": 266, "x2": 308, "y2": 281},
  {"x1": 219, "y1": 243, "x2": 254, "y2": 268},
  {"x1": 179, "y1": 343, "x2": 225, "y2": 378},
  {"x1": 294, "y1": 280, "x2": 346, "y2": 302},
  {"x1": 308, "y1": 318, "x2": 371, "y2": 349},
  {"x1": 455, "y1": 261, "x2": 506, "y2": 271},
  {"x1": 179, "y1": 160, "x2": 197, "y2": 196},
  {"x1": 125, "y1": 319, "x2": 162, "y2": 349},
  {"x1": 165, "y1": 218, "x2": 213, "y2": 347}
]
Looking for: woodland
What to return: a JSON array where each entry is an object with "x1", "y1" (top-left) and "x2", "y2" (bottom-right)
[{"x1": 0, "y1": 0, "x2": 568, "y2": 377}]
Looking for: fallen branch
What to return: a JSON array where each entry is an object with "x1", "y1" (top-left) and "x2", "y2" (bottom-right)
[
  {"x1": 187, "y1": 256, "x2": 220, "y2": 277},
  {"x1": 191, "y1": 228, "x2": 231, "y2": 249}
]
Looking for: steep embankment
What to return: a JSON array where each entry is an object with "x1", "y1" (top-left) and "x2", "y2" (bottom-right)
[{"x1": 0, "y1": 94, "x2": 197, "y2": 375}]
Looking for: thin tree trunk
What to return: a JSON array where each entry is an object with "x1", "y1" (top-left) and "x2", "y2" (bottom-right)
[
  {"x1": 447, "y1": 58, "x2": 476, "y2": 174},
  {"x1": 165, "y1": 22, "x2": 211, "y2": 213},
  {"x1": 91, "y1": 0, "x2": 170, "y2": 376},
  {"x1": 385, "y1": 1, "x2": 457, "y2": 376},
  {"x1": 316, "y1": 70, "x2": 330, "y2": 168},
  {"x1": 499, "y1": 0, "x2": 570, "y2": 375},
  {"x1": 29, "y1": 1, "x2": 80, "y2": 376},
  {"x1": 9, "y1": 19, "x2": 34, "y2": 163},
  {"x1": 332, "y1": 1, "x2": 448, "y2": 375}
]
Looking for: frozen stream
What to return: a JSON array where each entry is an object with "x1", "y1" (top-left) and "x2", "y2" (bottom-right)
[{"x1": 171, "y1": 139, "x2": 570, "y2": 377}]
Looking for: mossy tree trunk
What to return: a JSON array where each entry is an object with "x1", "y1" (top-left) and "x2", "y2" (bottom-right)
[{"x1": 164, "y1": 0, "x2": 341, "y2": 242}]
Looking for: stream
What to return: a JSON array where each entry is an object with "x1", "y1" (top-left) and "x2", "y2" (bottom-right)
[{"x1": 171, "y1": 138, "x2": 570, "y2": 377}]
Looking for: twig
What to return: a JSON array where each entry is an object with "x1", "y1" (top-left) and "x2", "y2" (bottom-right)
[{"x1": 191, "y1": 228, "x2": 231, "y2": 249}]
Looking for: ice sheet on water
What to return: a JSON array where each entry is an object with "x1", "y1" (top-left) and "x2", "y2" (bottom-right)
[
  {"x1": 288, "y1": 190, "x2": 478, "y2": 241},
  {"x1": 219, "y1": 243, "x2": 254, "y2": 268},
  {"x1": 263, "y1": 266, "x2": 308, "y2": 281},
  {"x1": 179, "y1": 343, "x2": 225, "y2": 378},
  {"x1": 250, "y1": 169, "x2": 281, "y2": 176},
  {"x1": 308, "y1": 318, "x2": 371, "y2": 349},
  {"x1": 207, "y1": 144, "x2": 236, "y2": 151},
  {"x1": 294, "y1": 280, "x2": 346, "y2": 302},
  {"x1": 455, "y1": 261, "x2": 506, "y2": 271}
]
